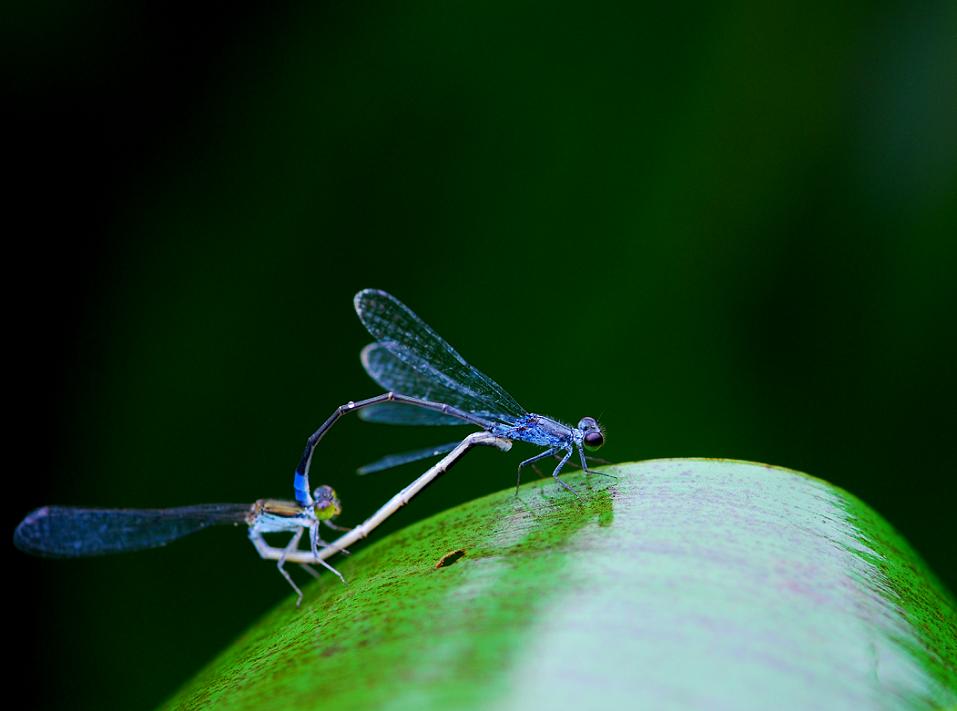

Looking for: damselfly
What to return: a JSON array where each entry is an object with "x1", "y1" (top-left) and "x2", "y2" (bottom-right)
[
  {"x1": 14, "y1": 432, "x2": 510, "y2": 606},
  {"x1": 294, "y1": 289, "x2": 606, "y2": 506}
]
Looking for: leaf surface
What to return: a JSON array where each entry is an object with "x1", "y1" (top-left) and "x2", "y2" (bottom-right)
[{"x1": 164, "y1": 460, "x2": 957, "y2": 710}]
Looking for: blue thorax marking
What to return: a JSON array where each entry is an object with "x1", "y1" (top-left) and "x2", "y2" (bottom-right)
[{"x1": 490, "y1": 413, "x2": 577, "y2": 448}]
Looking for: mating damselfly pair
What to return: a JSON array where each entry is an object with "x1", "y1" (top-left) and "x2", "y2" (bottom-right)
[{"x1": 14, "y1": 290, "x2": 607, "y2": 606}]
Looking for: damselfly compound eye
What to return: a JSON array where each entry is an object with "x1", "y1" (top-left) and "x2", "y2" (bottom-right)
[
  {"x1": 584, "y1": 430, "x2": 605, "y2": 451},
  {"x1": 578, "y1": 416, "x2": 598, "y2": 431},
  {"x1": 313, "y1": 486, "x2": 342, "y2": 520}
]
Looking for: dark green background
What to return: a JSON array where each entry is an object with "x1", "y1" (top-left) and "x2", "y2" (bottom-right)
[{"x1": 7, "y1": 2, "x2": 955, "y2": 709}]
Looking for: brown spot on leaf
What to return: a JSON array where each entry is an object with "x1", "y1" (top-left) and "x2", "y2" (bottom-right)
[{"x1": 434, "y1": 549, "x2": 466, "y2": 568}]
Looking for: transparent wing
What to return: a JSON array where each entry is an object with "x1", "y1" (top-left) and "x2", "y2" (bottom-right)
[
  {"x1": 356, "y1": 440, "x2": 462, "y2": 475},
  {"x1": 358, "y1": 344, "x2": 485, "y2": 424},
  {"x1": 354, "y1": 289, "x2": 526, "y2": 421},
  {"x1": 13, "y1": 504, "x2": 251, "y2": 558},
  {"x1": 357, "y1": 401, "x2": 466, "y2": 426}
]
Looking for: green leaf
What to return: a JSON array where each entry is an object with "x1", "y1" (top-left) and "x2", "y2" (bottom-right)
[{"x1": 164, "y1": 460, "x2": 957, "y2": 709}]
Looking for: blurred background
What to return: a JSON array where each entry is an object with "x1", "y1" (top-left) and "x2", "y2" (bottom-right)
[{"x1": 6, "y1": 2, "x2": 955, "y2": 708}]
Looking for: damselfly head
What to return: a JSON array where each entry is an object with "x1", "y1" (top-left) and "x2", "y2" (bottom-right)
[
  {"x1": 312, "y1": 485, "x2": 342, "y2": 521},
  {"x1": 578, "y1": 416, "x2": 605, "y2": 451}
]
